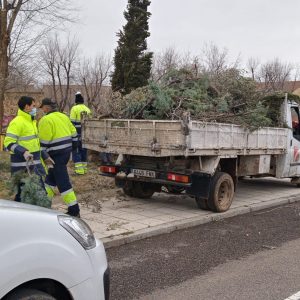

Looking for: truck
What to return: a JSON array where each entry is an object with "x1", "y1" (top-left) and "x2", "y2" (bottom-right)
[{"x1": 81, "y1": 96, "x2": 300, "y2": 213}]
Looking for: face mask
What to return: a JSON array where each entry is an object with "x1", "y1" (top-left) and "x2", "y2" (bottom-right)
[{"x1": 29, "y1": 107, "x2": 37, "y2": 116}]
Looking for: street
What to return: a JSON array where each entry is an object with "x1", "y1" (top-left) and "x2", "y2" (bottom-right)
[{"x1": 107, "y1": 202, "x2": 300, "y2": 300}]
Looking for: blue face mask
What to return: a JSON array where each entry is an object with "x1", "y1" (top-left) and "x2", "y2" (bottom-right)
[{"x1": 29, "y1": 107, "x2": 37, "y2": 116}]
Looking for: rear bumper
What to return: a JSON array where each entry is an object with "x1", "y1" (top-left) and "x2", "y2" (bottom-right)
[
  {"x1": 100, "y1": 164, "x2": 192, "y2": 188},
  {"x1": 101, "y1": 165, "x2": 212, "y2": 199}
]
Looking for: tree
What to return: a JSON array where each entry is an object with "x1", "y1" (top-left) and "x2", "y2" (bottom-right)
[
  {"x1": 151, "y1": 47, "x2": 201, "y2": 82},
  {"x1": 79, "y1": 54, "x2": 112, "y2": 113},
  {"x1": 111, "y1": 0, "x2": 153, "y2": 94},
  {"x1": 40, "y1": 35, "x2": 79, "y2": 111},
  {"x1": 0, "y1": 0, "x2": 74, "y2": 132},
  {"x1": 258, "y1": 58, "x2": 294, "y2": 92},
  {"x1": 200, "y1": 42, "x2": 240, "y2": 76},
  {"x1": 247, "y1": 57, "x2": 260, "y2": 81}
]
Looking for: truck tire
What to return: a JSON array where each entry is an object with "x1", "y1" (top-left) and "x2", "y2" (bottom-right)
[
  {"x1": 123, "y1": 182, "x2": 155, "y2": 199},
  {"x1": 207, "y1": 172, "x2": 234, "y2": 212},
  {"x1": 195, "y1": 197, "x2": 209, "y2": 210},
  {"x1": 6, "y1": 288, "x2": 56, "y2": 300}
]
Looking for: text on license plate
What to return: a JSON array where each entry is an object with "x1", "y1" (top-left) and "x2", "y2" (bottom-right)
[{"x1": 132, "y1": 169, "x2": 156, "y2": 178}]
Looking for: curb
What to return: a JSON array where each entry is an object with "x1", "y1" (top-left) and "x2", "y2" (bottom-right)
[{"x1": 102, "y1": 194, "x2": 300, "y2": 249}]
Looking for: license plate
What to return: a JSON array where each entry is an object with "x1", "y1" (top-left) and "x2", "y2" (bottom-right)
[{"x1": 132, "y1": 168, "x2": 156, "y2": 178}]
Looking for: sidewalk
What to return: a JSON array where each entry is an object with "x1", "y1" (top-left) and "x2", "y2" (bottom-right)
[{"x1": 53, "y1": 177, "x2": 300, "y2": 248}]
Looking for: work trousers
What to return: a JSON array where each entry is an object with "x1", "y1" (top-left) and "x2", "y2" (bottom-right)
[
  {"x1": 45, "y1": 152, "x2": 78, "y2": 208},
  {"x1": 72, "y1": 140, "x2": 87, "y2": 174}
]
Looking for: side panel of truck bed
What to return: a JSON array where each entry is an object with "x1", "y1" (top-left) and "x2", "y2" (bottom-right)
[{"x1": 82, "y1": 118, "x2": 288, "y2": 157}]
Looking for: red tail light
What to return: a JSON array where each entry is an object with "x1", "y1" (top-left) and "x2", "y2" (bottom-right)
[
  {"x1": 100, "y1": 166, "x2": 117, "y2": 174},
  {"x1": 167, "y1": 173, "x2": 189, "y2": 183}
]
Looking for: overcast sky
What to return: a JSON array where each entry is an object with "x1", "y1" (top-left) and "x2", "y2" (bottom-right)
[{"x1": 69, "y1": 0, "x2": 300, "y2": 66}]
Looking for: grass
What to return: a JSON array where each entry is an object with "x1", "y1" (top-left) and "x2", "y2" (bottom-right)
[{"x1": 0, "y1": 151, "x2": 115, "y2": 202}]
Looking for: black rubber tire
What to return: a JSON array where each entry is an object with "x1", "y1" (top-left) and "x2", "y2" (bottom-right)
[
  {"x1": 195, "y1": 197, "x2": 210, "y2": 210},
  {"x1": 123, "y1": 182, "x2": 155, "y2": 199},
  {"x1": 207, "y1": 172, "x2": 234, "y2": 212},
  {"x1": 5, "y1": 288, "x2": 56, "y2": 300}
]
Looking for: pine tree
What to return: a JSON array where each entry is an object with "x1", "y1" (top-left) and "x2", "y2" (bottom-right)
[{"x1": 111, "y1": 0, "x2": 153, "y2": 94}]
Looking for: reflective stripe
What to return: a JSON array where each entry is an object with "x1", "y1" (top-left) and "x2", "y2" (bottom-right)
[
  {"x1": 62, "y1": 190, "x2": 77, "y2": 206},
  {"x1": 47, "y1": 143, "x2": 72, "y2": 152},
  {"x1": 40, "y1": 136, "x2": 71, "y2": 145},
  {"x1": 75, "y1": 125, "x2": 81, "y2": 128},
  {"x1": 10, "y1": 144, "x2": 18, "y2": 152},
  {"x1": 61, "y1": 188, "x2": 74, "y2": 196},
  {"x1": 41, "y1": 147, "x2": 47, "y2": 151},
  {"x1": 11, "y1": 160, "x2": 41, "y2": 167},
  {"x1": 18, "y1": 135, "x2": 38, "y2": 141},
  {"x1": 6, "y1": 133, "x2": 19, "y2": 139},
  {"x1": 72, "y1": 138, "x2": 78, "y2": 141},
  {"x1": 45, "y1": 186, "x2": 55, "y2": 198},
  {"x1": 67, "y1": 201, "x2": 78, "y2": 207}
]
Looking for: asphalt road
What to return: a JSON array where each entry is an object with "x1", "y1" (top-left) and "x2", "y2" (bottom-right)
[{"x1": 107, "y1": 202, "x2": 300, "y2": 300}]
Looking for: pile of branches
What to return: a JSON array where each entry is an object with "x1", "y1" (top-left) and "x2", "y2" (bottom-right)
[{"x1": 109, "y1": 68, "x2": 299, "y2": 129}]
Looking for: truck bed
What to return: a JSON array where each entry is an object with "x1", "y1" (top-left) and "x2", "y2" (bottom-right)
[{"x1": 82, "y1": 118, "x2": 288, "y2": 157}]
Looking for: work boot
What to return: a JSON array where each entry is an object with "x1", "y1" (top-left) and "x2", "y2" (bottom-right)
[
  {"x1": 74, "y1": 162, "x2": 84, "y2": 175},
  {"x1": 67, "y1": 203, "x2": 80, "y2": 218},
  {"x1": 82, "y1": 162, "x2": 88, "y2": 174}
]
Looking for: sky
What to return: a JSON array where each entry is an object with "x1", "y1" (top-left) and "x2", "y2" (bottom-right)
[{"x1": 68, "y1": 0, "x2": 300, "y2": 66}]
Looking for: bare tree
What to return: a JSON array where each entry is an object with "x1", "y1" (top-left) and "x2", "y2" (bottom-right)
[
  {"x1": 78, "y1": 54, "x2": 112, "y2": 113},
  {"x1": 247, "y1": 57, "x2": 260, "y2": 81},
  {"x1": 40, "y1": 35, "x2": 79, "y2": 111},
  {"x1": 200, "y1": 42, "x2": 230, "y2": 75},
  {"x1": 0, "y1": 0, "x2": 75, "y2": 132},
  {"x1": 151, "y1": 47, "x2": 180, "y2": 81},
  {"x1": 200, "y1": 42, "x2": 242, "y2": 76},
  {"x1": 258, "y1": 58, "x2": 295, "y2": 92}
]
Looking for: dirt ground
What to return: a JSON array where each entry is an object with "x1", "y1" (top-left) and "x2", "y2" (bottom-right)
[{"x1": 0, "y1": 151, "x2": 117, "y2": 203}]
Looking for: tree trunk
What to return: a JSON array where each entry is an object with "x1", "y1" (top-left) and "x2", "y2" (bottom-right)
[{"x1": 0, "y1": 7, "x2": 8, "y2": 134}]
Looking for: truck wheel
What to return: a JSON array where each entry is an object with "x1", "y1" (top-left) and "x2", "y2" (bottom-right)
[
  {"x1": 195, "y1": 197, "x2": 209, "y2": 210},
  {"x1": 207, "y1": 172, "x2": 234, "y2": 212},
  {"x1": 123, "y1": 182, "x2": 155, "y2": 199},
  {"x1": 122, "y1": 182, "x2": 135, "y2": 197},
  {"x1": 6, "y1": 288, "x2": 56, "y2": 300}
]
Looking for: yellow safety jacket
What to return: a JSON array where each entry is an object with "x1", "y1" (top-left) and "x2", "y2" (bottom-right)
[
  {"x1": 4, "y1": 109, "x2": 47, "y2": 173},
  {"x1": 70, "y1": 104, "x2": 91, "y2": 135},
  {"x1": 38, "y1": 111, "x2": 78, "y2": 156}
]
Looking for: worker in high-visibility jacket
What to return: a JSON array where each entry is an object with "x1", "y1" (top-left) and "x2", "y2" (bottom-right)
[
  {"x1": 4, "y1": 96, "x2": 53, "y2": 202},
  {"x1": 70, "y1": 92, "x2": 91, "y2": 175},
  {"x1": 38, "y1": 98, "x2": 80, "y2": 217}
]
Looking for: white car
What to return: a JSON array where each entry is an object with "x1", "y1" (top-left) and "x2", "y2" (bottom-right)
[{"x1": 0, "y1": 199, "x2": 109, "y2": 300}]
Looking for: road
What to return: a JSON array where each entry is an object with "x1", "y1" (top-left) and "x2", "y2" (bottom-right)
[{"x1": 107, "y1": 202, "x2": 300, "y2": 300}]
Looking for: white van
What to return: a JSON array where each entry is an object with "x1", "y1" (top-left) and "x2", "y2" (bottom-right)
[{"x1": 0, "y1": 199, "x2": 109, "y2": 300}]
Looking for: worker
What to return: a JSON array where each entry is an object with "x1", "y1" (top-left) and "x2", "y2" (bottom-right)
[
  {"x1": 70, "y1": 91, "x2": 91, "y2": 175},
  {"x1": 38, "y1": 98, "x2": 80, "y2": 217},
  {"x1": 4, "y1": 96, "x2": 53, "y2": 202}
]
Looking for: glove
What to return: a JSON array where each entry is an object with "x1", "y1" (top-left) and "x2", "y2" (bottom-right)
[
  {"x1": 44, "y1": 157, "x2": 55, "y2": 168},
  {"x1": 23, "y1": 151, "x2": 33, "y2": 161}
]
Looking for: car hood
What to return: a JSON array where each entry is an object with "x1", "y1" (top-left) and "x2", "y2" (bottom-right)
[{"x1": 0, "y1": 199, "x2": 61, "y2": 215}]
